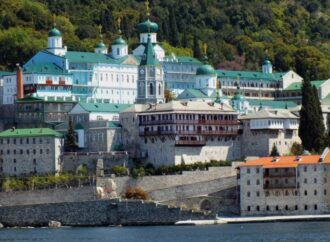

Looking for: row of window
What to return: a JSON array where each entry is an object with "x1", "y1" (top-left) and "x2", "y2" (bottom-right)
[
  {"x1": 0, "y1": 149, "x2": 50, "y2": 155},
  {"x1": 246, "y1": 165, "x2": 325, "y2": 174},
  {"x1": 0, "y1": 138, "x2": 50, "y2": 145},
  {"x1": 246, "y1": 204, "x2": 319, "y2": 212},
  {"x1": 246, "y1": 189, "x2": 327, "y2": 197},
  {"x1": 246, "y1": 177, "x2": 324, "y2": 186}
]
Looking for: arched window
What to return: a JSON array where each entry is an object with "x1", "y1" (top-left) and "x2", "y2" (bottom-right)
[
  {"x1": 117, "y1": 48, "x2": 120, "y2": 56},
  {"x1": 149, "y1": 83, "x2": 154, "y2": 95},
  {"x1": 158, "y1": 83, "x2": 162, "y2": 95}
]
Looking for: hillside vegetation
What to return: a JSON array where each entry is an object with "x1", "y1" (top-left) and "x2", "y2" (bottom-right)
[{"x1": 1, "y1": 0, "x2": 330, "y2": 80}]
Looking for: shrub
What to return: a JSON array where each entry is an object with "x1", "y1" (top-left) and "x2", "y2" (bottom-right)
[
  {"x1": 131, "y1": 167, "x2": 146, "y2": 178},
  {"x1": 125, "y1": 186, "x2": 148, "y2": 200},
  {"x1": 291, "y1": 142, "x2": 303, "y2": 155},
  {"x1": 111, "y1": 165, "x2": 128, "y2": 177}
]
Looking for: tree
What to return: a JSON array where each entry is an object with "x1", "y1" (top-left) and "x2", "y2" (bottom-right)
[
  {"x1": 299, "y1": 79, "x2": 326, "y2": 153},
  {"x1": 65, "y1": 118, "x2": 77, "y2": 152},
  {"x1": 169, "y1": 9, "x2": 180, "y2": 46},
  {"x1": 193, "y1": 35, "x2": 202, "y2": 60},
  {"x1": 290, "y1": 142, "x2": 303, "y2": 156},
  {"x1": 270, "y1": 143, "x2": 280, "y2": 156},
  {"x1": 164, "y1": 88, "x2": 175, "y2": 103}
]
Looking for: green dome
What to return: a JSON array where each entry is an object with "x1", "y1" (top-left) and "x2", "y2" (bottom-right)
[
  {"x1": 96, "y1": 41, "x2": 106, "y2": 49},
  {"x1": 112, "y1": 37, "x2": 127, "y2": 46},
  {"x1": 263, "y1": 59, "x2": 271, "y2": 65},
  {"x1": 232, "y1": 94, "x2": 245, "y2": 101},
  {"x1": 138, "y1": 19, "x2": 158, "y2": 33},
  {"x1": 196, "y1": 64, "x2": 217, "y2": 76},
  {"x1": 48, "y1": 28, "x2": 61, "y2": 37}
]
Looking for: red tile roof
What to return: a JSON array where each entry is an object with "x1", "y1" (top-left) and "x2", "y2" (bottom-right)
[{"x1": 240, "y1": 155, "x2": 321, "y2": 168}]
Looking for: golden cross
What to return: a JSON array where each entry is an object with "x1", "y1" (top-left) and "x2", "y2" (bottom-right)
[
  {"x1": 145, "y1": 0, "x2": 150, "y2": 16},
  {"x1": 117, "y1": 18, "x2": 121, "y2": 29},
  {"x1": 203, "y1": 43, "x2": 208, "y2": 56},
  {"x1": 98, "y1": 25, "x2": 103, "y2": 39},
  {"x1": 53, "y1": 14, "x2": 56, "y2": 27}
]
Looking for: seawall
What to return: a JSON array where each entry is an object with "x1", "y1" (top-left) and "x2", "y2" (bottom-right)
[{"x1": 0, "y1": 199, "x2": 211, "y2": 227}]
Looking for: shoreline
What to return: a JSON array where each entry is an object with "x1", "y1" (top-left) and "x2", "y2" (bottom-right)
[{"x1": 176, "y1": 214, "x2": 330, "y2": 225}]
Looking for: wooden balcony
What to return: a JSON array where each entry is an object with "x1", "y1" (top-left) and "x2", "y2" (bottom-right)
[
  {"x1": 139, "y1": 129, "x2": 238, "y2": 136},
  {"x1": 175, "y1": 140, "x2": 206, "y2": 146},
  {"x1": 139, "y1": 119, "x2": 238, "y2": 126}
]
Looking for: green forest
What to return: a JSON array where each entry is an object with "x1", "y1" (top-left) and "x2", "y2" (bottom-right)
[{"x1": 0, "y1": 0, "x2": 330, "y2": 81}]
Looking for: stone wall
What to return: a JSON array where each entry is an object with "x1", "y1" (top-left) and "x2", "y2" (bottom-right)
[
  {"x1": 99, "y1": 166, "x2": 237, "y2": 196},
  {"x1": 0, "y1": 186, "x2": 96, "y2": 207},
  {"x1": 62, "y1": 152, "x2": 129, "y2": 173},
  {"x1": 0, "y1": 199, "x2": 212, "y2": 227},
  {"x1": 165, "y1": 187, "x2": 240, "y2": 216},
  {"x1": 139, "y1": 136, "x2": 242, "y2": 167}
]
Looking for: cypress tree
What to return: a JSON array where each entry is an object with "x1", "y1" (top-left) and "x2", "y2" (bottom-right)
[
  {"x1": 193, "y1": 35, "x2": 202, "y2": 60},
  {"x1": 299, "y1": 79, "x2": 326, "y2": 153},
  {"x1": 66, "y1": 118, "x2": 77, "y2": 152},
  {"x1": 169, "y1": 9, "x2": 180, "y2": 46},
  {"x1": 270, "y1": 143, "x2": 280, "y2": 156}
]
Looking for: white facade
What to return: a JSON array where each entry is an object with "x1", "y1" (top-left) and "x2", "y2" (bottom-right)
[{"x1": 239, "y1": 151, "x2": 330, "y2": 216}]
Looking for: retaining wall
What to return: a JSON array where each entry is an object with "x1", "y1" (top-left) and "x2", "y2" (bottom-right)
[{"x1": 0, "y1": 199, "x2": 211, "y2": 227}]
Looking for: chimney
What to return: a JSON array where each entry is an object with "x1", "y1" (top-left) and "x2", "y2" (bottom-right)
[{"x1": 16, "y1": 64, "x2": 24, "y2": 99}]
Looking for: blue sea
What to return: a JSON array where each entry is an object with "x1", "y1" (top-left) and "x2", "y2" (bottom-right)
[{"x1": 1, "y1": 222, "x2": 330, "y2": 242}]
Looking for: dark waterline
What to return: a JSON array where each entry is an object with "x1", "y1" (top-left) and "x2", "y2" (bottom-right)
[{"x1": 1, "y1": 222, "x2": 330, "y2": 242}]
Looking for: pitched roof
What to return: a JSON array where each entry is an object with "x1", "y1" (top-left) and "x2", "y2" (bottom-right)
[
  {"x1": 23, "y1": 63, "x2": 71, "y2": 75},
  {"x1": 240, "y1": 155, "x2": 321, "y2": 168},
  {"x1": 0, "y1": 128, "x2": 63, "y2": 138},
  {"x1": 78, "y1": 102, "x2": 131, "y2": 113},
  {"x1": 0, "y1": 71, "x2": 12, "y2": 77},
  {"x1": 140, "y1": 35, "x2": 159, "y2": 66},
  {"x1": 239, "y1": 109, "x2": 298, "y2": 120},
  {"x1": 163, "y1": 56, "x2": 202, "y2": 65},
  {"x1": 15, "y1": 96, "x2": 77, "y2": 103},
  {"x1": 285, "y1": 80, "x2": 326, "y2": 91},
  {"x1": 247, "y1": 99, "x2": 298, "y2": 109},
  {"x1": 178, "y1": 89, "x2": 217, "y2": 99},
  {"x1": 216, "y1": 70, "x2": 287, "y2": 82}
]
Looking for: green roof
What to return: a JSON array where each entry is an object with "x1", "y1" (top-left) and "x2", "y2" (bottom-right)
[
  {"x1": 48, "y1": 28, "x2": 61, "y2": 37},
  {"x1": 23, "y1": 63, "x2": 71, "y2": 76},
  {"x1": 216, "y1": 70, "x2": 287, "y2": 82},
  {"x1": 108, "y1": 121, "x2": 121, "y2": 128},
  {"x1": 65, "y1": 51, "x2": 116, "y2": 64},
  {"x1": 112, "y1": 37, "x2": 127, "y2": 45},
  {"x1": 0, "y1": 128, "x2": 63, "y2": 138},
  {"x1": 15, "y1": 96, "x2": 77, "y2": 103},
  {"x1": 79, "y1": 102, "x2": 132, "y2": 113},
  {"x1": 263, "y1": 60, "x2": 272, "y2": 65},
  {"x1": 96, "y1": 41, "x2": 106, "y2": 49},
  {"x1": 75, "y1": 123, "x2": 84, "y2": 130},
  {"x1": 65, "y1": 51, "x2": 136, "y2": 65},
  {"x1": 0, "y1": 71, "x2": 12, "y2": 77},
  {"x1": 197, "y1": 64, "x2": 217, "y2": 76},
  {"x1": 163, "y1": 56, "x2": 202, "y2": 65},
  {"x1": 178, "y1": 89, "x2": 217, "y2": 99},
  {"x1": 248, "y1": 99, "x2": 298, "y2": 109},
  {"x1": 285, "y1": 80, "x2": 325, "y2": 91},
  {"x1": 138, "y1": 19, "x2": 158, "y2": 33},
  {"x1": 140, "y1": 35, "x2": 159, "y2": 66}
]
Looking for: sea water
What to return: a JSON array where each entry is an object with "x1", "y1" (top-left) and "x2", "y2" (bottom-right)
[{"x1": 1, "y1": 222, "x2": 330, "y2": 242}]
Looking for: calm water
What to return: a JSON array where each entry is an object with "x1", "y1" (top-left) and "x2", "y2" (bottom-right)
[{"x1": 1, "y1": 222, "x2": 330, "y2": 242}]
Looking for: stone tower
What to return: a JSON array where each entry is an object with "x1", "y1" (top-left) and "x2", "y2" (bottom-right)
[{"x1": 136, "y1": 34, "x2": 164, "y2": 104}]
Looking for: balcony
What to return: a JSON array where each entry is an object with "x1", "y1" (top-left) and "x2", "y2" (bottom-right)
[
  {"x1": 139, "y1": 119, "x2": 239, "y2": 126},
  {"x1": 139, "y1": 129, "x2": 238, "y2": 137},
  {"x1": 263, "y1": 172, "x2": 296, "y2": 178},
  {"x1": 263, "y1": 183, "x2": 298, "y2": 189},
  {"x1": 175, "y1": 140, "x2": 206, "y2": 146}
]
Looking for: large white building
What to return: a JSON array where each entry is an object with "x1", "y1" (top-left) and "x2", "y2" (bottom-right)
[
  {"x1": 239, "y1": 150, "x2": 330, "y2": 216},
  {"x1": 0, "y1": 128, "x2": 63, "y2": 176},
  {"x1": 120, "y1": 101, "x2": 241, "y2": 166}
]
